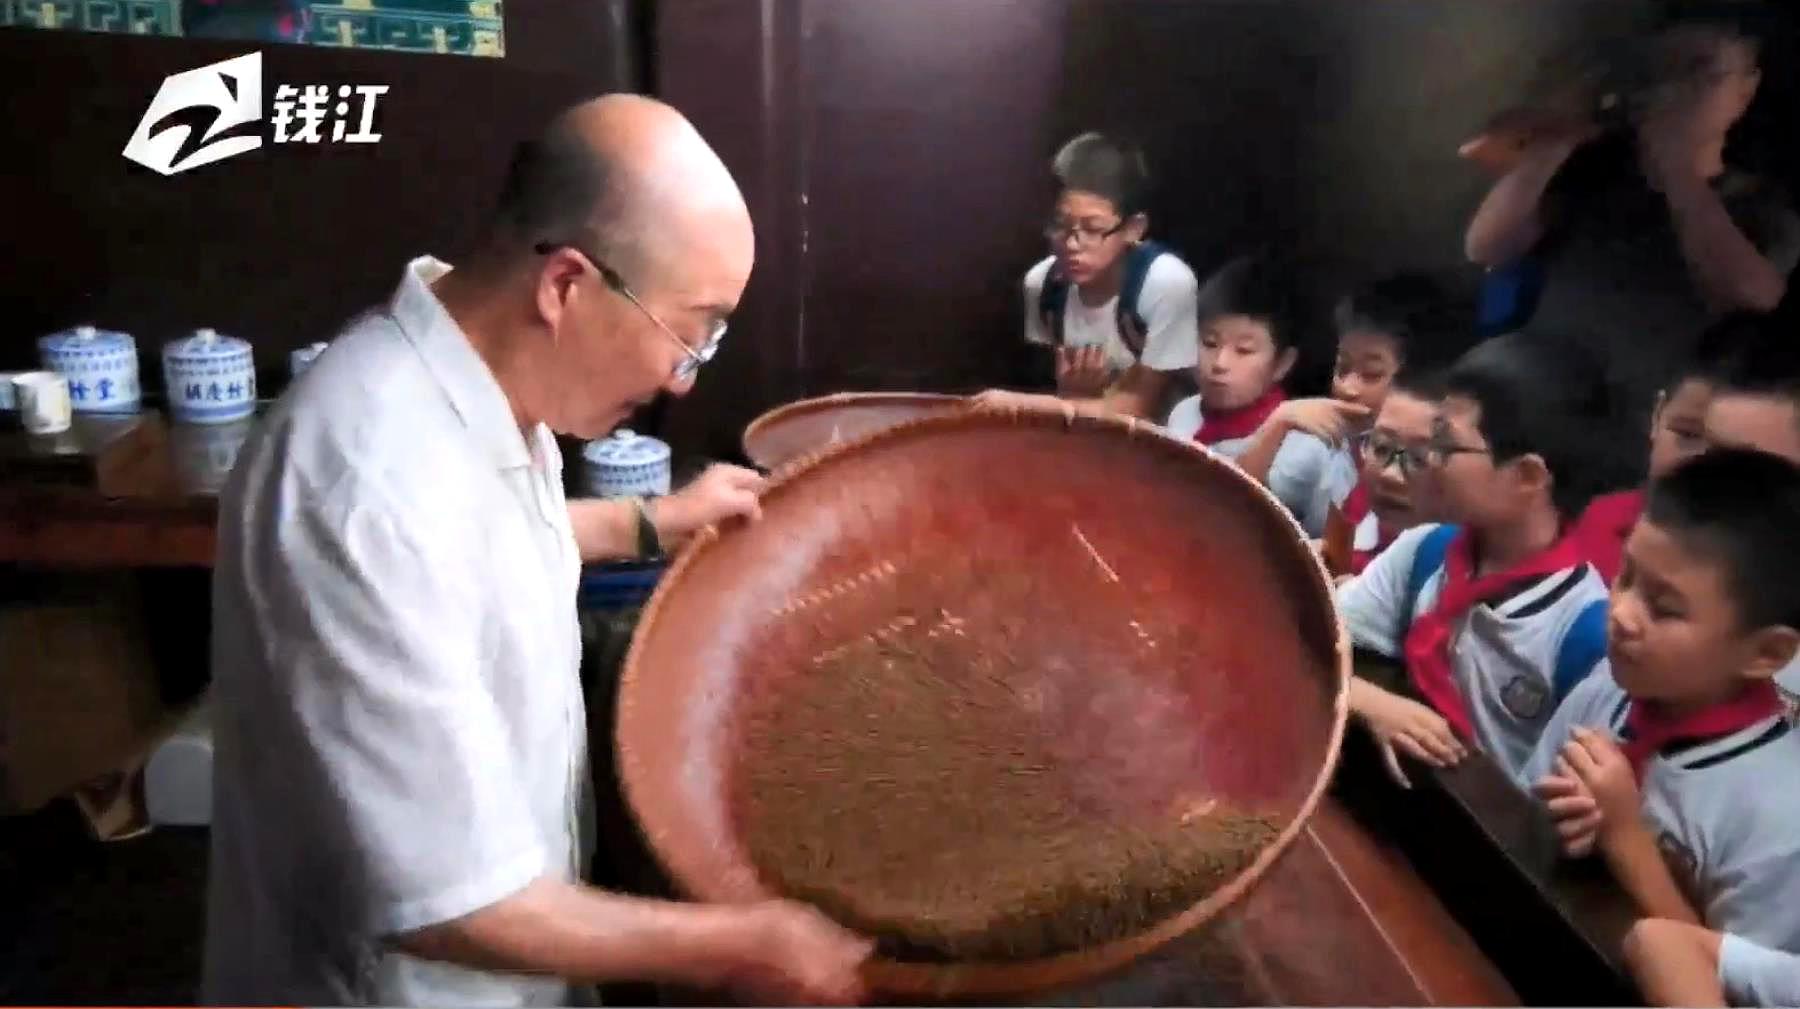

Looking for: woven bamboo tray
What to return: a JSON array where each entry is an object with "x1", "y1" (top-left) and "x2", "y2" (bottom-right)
[
  {"x1": 741, "y1": 392, "x2": 961, "y2": 470},
  {"x1": 617, "y1": 402, "x2": 1350, "y2": 999}
]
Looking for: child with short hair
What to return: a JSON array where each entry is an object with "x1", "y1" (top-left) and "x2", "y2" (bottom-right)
[
  {"x1": 1625, "y1": 917, "x2": 1800, "y2": 1008},
  {"x1": 1701, "y1": 323, "x2": 1800, "y2": 706},
  {"x1": 1572, "y1": 342, "x2": 1725, "y2": 584},
  {"x1": 1310, "y1": 275, "x2": 1470, "y2": 571},
  {"x1": 1336, "y1": 331, "x2": 1613, "y2": 788},
  {"x1": 1162, "y1": 255, "x2": 1353, "y2": 535},
  {"x1": 1346, "y1": 370, "x2": 1444, "y2": 574},
  {"x1": 1529, "y1": 450, "x2": 1800, "y2": 970},
  {"x1": 1023, "y1": 132, "x2": 1200, "y2": 418}
]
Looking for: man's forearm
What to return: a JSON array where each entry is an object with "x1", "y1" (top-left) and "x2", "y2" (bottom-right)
[
  {"x1": 1601, "y1": 821, "x2": 1704, "y2": 926},
  {"x1": 1665, "y1": 178, "x2": 1786, "y2": 311},
  {"x1": 567, "y1": 498, "x2": 640, "y2": 563},
  {"x1": 397, "y1": 877, "x2": 746, "y2": 988},
  {"x1": 1465, "y1": 140, "x2": 1576, "y2": 266}
]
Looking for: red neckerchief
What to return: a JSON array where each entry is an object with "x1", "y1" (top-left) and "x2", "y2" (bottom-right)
[
  {"x1": 1621, "y1": 682, "x2": 1785, "y2": 780},
  {"x1": 1194, "y1": 388, "x2": 1286, "y2": 446},
  {"x1": 1572, "y1": 489, "x2": 1644, "y2": 585},
  {"x1": 1403, "y1": 527, "x2": 1587, "y2": 740}
]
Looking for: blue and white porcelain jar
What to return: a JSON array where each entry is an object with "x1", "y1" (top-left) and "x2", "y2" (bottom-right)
[
  {"x1": 163, "y1": 328, "x2": 257, "y2": 425},
  {"x1": 289, "y1": 341, "x2": 328, "y2": 381},
  {"x1": 38, "y1": 325, "x2": 142, "y2": 414},
  {"x1": 582, "y1": 429, "x2": 672, "y2": 498}
]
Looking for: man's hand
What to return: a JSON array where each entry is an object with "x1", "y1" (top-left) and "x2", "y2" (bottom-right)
[
  {"x1": 1534, "y1": 756, "x2": 1604, "y2": 858},
  {"x1": 652, "y1": 465, "x2": 767, "y2": 544},
  {"x1": 1269, "y1": 398, "x2": 1371, "y2": 446},
  {"x1": 1563, "y1": 728, "x2": 1641, "y2": 844},
  {"x1": 1350, "y1": 680, "x2": 1469, "y2": 788},
  {"x1": 709, "y1": 900, "x2": 873, "y2": 1005},
  {"x1": 1056, "y1": 345, "x2": 1112, "y2": 398}
]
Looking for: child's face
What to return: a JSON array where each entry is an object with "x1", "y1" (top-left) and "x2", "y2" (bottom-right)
[
  {"x1": 1419, "y1": 395, "x2": 1541, "y2": 530},
  {"x1": 1703, "y1": 392, "x2": 1800, "y2": 465},
  {"x1": 1608, "y1": 519, "x2": 1790, "y2": 710},
  {"x1": 1198, "y1": 314, "x2": 1295, "y2": 411},
  {"x1": 1331, "y1": 330, "x2": 1402, "y2": 415},
  {"x1": 1046, "y1": 190, "x2": 1144, "y2": 288},
  {"x1": 1359, "y1": 390, "x2": 1437, "y2": 530},
  {"x1": 1646, "y1": 378, "x2": 1712, "y2": 480}
]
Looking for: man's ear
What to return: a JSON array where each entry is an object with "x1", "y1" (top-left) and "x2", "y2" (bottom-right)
[
  {"x1": 1272, "y1": 346, "x2": 1299, "y2": 385},
  {"x1": 1742, "y1": 625, "x2": 1800, "y2": 682}
]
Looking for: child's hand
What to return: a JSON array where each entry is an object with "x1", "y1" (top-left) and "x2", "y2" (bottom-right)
[
  {"x1": 1055, "y1": 345, "x2": 1112, "y2": 398},
  {"x1": 1351, "y1": 681, "x2": 1469, "y2": 788},
  {"x1": 966, "y1": 389, "x2": 1059, "y2": 414},
  {"x1": 1534, "y1": 757, "x2": 1603, "y2": 858},
  {"x1": 1271, "y1": 398, "x2": 1371, "y2": 446},
  {"x1": 1562, "y1": 728, "x2": 1640, "y2": 840}
]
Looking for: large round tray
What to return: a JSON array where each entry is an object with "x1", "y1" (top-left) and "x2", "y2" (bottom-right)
[
  {"x1": 617, "y1": 404, "x2": 1350, "y2": 999},
  {"x1": 741, "y1": 391, "x2": 961, "y2": 470}
]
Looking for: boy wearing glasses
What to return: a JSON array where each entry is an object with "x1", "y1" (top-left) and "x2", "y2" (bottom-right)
[
  {"x1": 1022, "y1": 132, "x2": 1201, "y2": 418},
  {"x1": 1347, "y1": 371, "x2": 1443, "y2": 575},
  {"x1": 1225, "y1": 273, "x2": 1467, "y2": 558},
  {"x1": 1335, "y1": 332, "x2": 1613, "y2": 789}
]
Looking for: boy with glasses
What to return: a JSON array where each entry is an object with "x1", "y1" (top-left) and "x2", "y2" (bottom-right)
[
  {"x1": 1334, "y1": 332, "x2": 1614, "y2": 789},
  {"x1": 1022, "y1": 132, "x2": 1201, "y2": 418},
  {"x1": 1344, "y1": 371, "x2": 1443, "y2": 575}
]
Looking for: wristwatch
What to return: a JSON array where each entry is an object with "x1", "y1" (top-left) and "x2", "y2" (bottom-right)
[{"x1": 631, "y1": 496, "x2": 664, "y2": 561}]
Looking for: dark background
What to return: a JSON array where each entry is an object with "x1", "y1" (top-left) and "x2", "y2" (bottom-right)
[{"x1": 11, "y1": 0, "x2": 1793, "y2": 461}]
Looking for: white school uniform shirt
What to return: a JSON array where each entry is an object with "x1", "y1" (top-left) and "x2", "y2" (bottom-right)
[
  {"x1": 1353, "y1": 510, "x2": 1385, "y2": 555},
  {"x1": 1022, "y1": 253, "x2": 1201, "y2": 376},
  {"x1": 1164, "y1": 394, "x2": 1359, "y2": 538},
  {"x1": 204, "y1": 257, "x2": 591, "y2": 1007},
  {"x1": 1337, "y1": 524, "x2": 1609, "y2": 788},
  {"x1": 1525, "y1": 663, "x2": 1800, "y2": 955},
  {"x1": 1720, "y1": 934, "x2": 1800, "y2": 1007}
]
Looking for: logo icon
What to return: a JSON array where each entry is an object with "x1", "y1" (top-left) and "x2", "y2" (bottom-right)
[
  {"x1": 122, "y1": 52, "x2": 264, "y2": 176},
  {"x1": 1500, "y1": 674, "x2": 1550, "y2": 720}
]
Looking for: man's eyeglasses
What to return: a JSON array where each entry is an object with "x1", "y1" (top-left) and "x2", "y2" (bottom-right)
[
  {"x1": 1043, "y1": 218, "x2": 1129, "y2": 249},
  {"x1": 534, "y1": 241, "x2": 725, "y2": 382}
]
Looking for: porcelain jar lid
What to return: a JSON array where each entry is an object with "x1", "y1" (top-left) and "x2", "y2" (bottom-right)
[
  {"x1": 583, "y1": 429, "x2": 672, "y2": 469},
  {"x1": 164, "y1": 328, "x2": 252, "y2": 363},
  {"x1": 39, "y1": 325, "x2": 136, "y2": 354}
]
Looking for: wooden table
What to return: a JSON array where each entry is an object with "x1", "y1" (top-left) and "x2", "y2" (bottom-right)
[
  {"x1": 1343, "y1": 656, "x2": 1642, "y2": 1005},
  {"x1": 1018, "y1": 797, "x2": 1517, "y2": 1006},
  {"x1": 0, "y1": 411, "x2": 220, "y2": 568}
]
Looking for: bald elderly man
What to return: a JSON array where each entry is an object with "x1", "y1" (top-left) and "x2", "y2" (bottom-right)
[{"x1": 204, "y1": 96, "x2": 871, "y2": 1007}]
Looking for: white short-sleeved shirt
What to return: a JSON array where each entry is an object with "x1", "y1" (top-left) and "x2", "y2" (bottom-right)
[
  {"x1": 1338, "y1": 524, "x2": 1609, "y2": 787},
  {"x1": 1720, "y1": 934, "x2": 1800, "y2": 1007},
  {"x1": 1022, "y1": 252, "x2": 1200, "y2": 376},
  {"x1": 1526, "y1": 665, "x2": 1800, "y2": 953},
  {"x1": 204, "y1": 257, "x2": 590, "y2": 1007},
  {"x1": 1163, "y1": 394, "x2": 1358, "y2": 537}
]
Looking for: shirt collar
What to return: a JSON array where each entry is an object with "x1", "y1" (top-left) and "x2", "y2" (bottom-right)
[{"x1": 391, "y1": 256, "x2": 534, "y2": 471}]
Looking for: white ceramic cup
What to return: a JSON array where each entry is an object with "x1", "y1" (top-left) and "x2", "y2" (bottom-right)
[
  {"x1": 15, "y1": 371, "x2": 73, "y2": 434},
  {"x1": 0, "y1": 370, "x2": 26, "y2": 411}
]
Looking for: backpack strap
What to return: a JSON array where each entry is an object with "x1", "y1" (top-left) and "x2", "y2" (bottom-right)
[
  {"x1": 1552, "y1": 597, "x2": 1609, "y2": 703},
  {"x1": 1116, "y1": 241, "x2": 1168, "y2": 358},
  {"x1": 1038, "y1": 265, "x2": 1070, "y2": 347},
  {"x1": 1402, "y1": 524, "x2": 1461, "y2": 636},
  {"x1": 1475, "y1": 255, "x2": 1546, "y2": 337}
]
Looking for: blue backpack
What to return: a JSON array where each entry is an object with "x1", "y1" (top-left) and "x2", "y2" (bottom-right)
[
  {"x1": 1401, "y1": 524, "x2": 1608, "y2": 705},
  {"x1": 1037, "y1": 240, "x2": 1170, "y2": 359}
]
